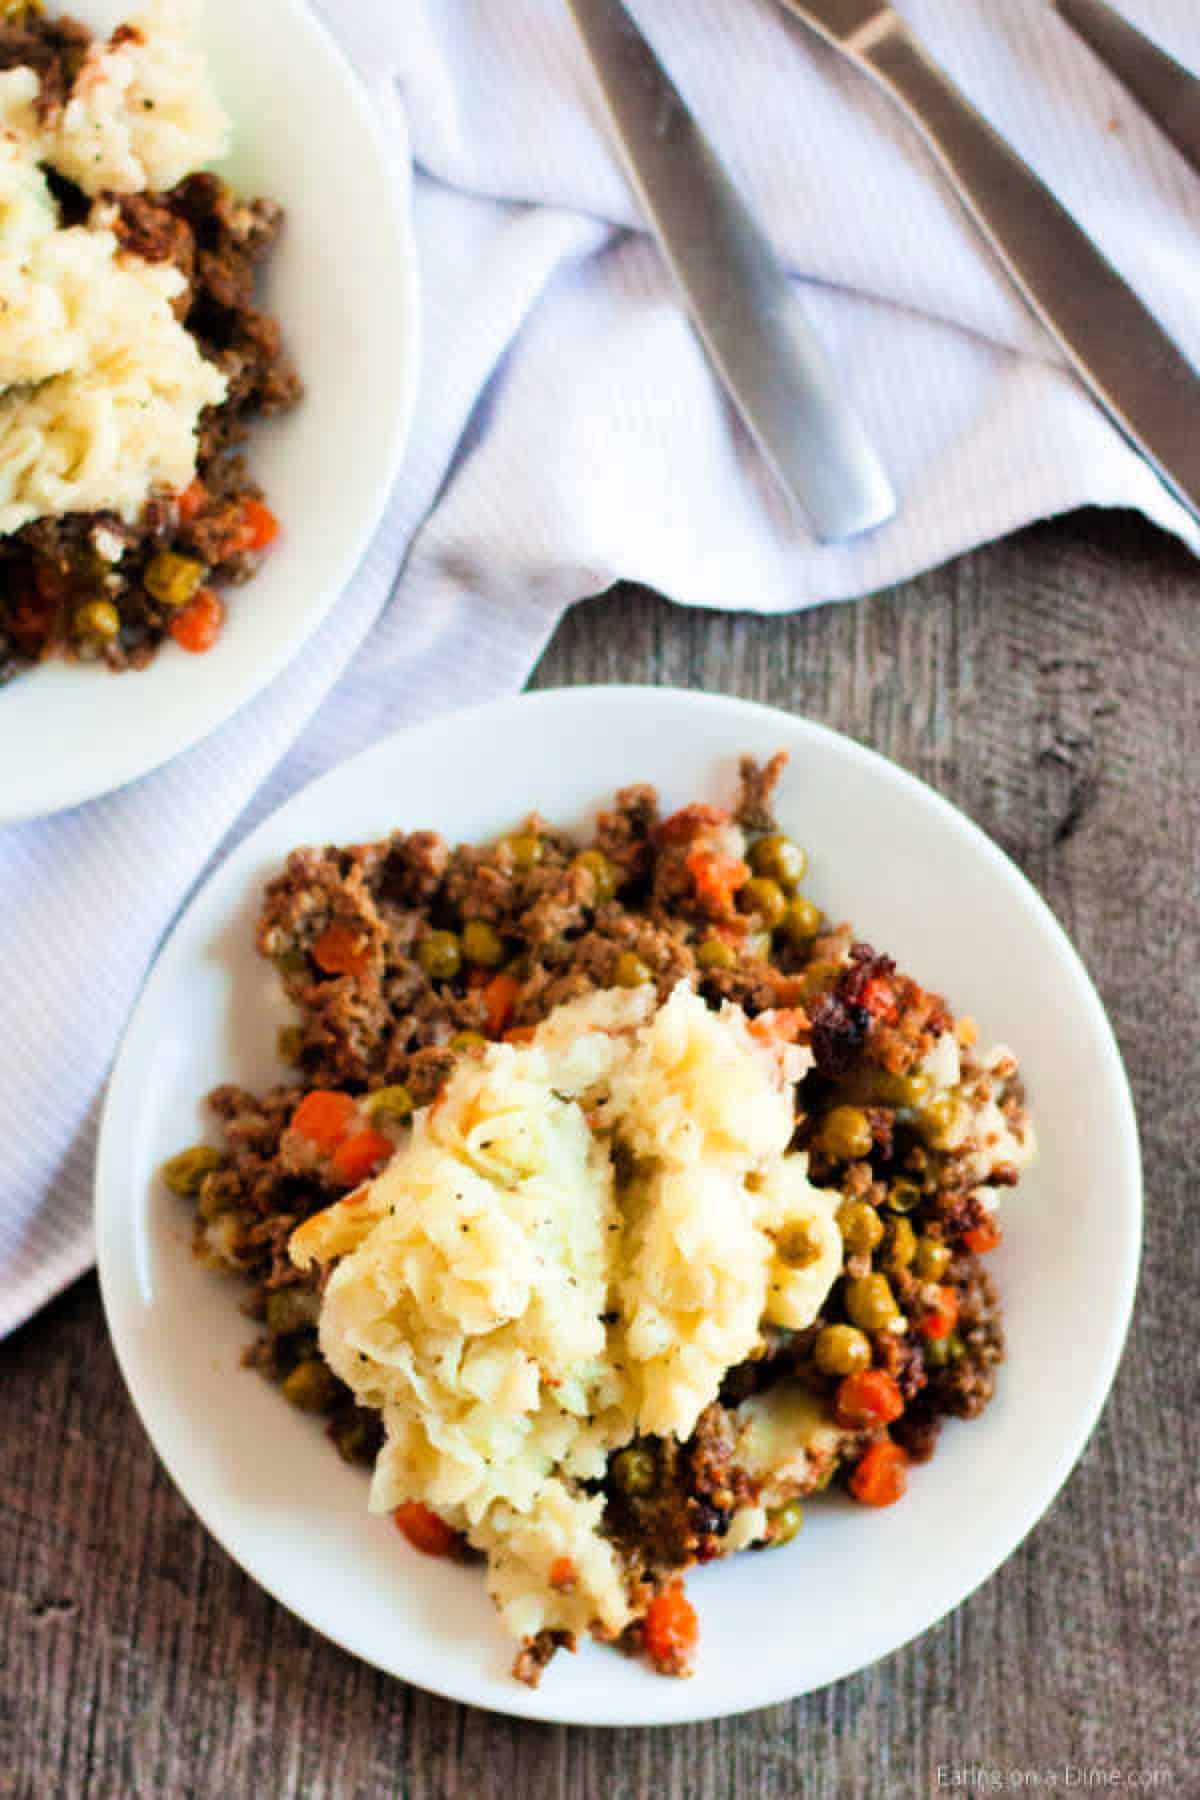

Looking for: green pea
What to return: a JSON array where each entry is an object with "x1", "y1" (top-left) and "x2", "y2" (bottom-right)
[
  {"x1": 74, "y1": 599, "x2": 120, "y2": 642},
  {"x1": 696, "y1": 936, "x2": 736, "y2": 971},
  {"x1": 273, "y1": 948, "x2": 309, "y2": 981},
  {"x1": 918, "y1": 1093, "x2": 965, "y2": 1148},
  {"x1": 914, "y1": 1236, "x2": 952, "y2": 1281},
  {"x1": 740, "y1": 876, "x2": 788, "y2": 929},
  {"x1": 417, "y1": 930, "x2": 461, "y2": 981},
  {"x1": 281, "y1": 1358, "x2": 338, "y2": 1413},
  {"x1": 574, "y1": 849, "x2": 618, "y2": 902},
  {"x1": 614, "y1": 950, "x2": 652, "y2": 988},
  {"x1": 767, "y1": 1499, "x2": 804, "y2": 1546},
  {"x1": 266, "y1": 1288, "x2": 318, "y2": 1336},
  {"x1": 882, "y1": 1216, "x2": 917, "y2": 1273},
  {"x1": 451, "y1": 1030, "x2": 488, "y2": 1054},
  {"x1": 844, "y1": 1273, "x2": 901, "y2": 1332},
  {"x1": 162, "y1": 1145, "x2": 223, "y2": 1198},
  {"x1": 143, "y1": 550, "x2": 206, "y2": 608},
  {"x1": 819, "y1": 1105, "x2": 873, "y2": 1162},
  {"x1": 363, "y1": 1085, "x2": 415, "y2": 1123},
  {"x1": 611, "y1": 1444, "x2": 656, "y2": 1496},
  {"x1": 748, "y1": 834, "x2": 808, "y2": 890},
  {"x1": 781, "y1": 897, "x2": 822, "y2": 945},
  {"x1": 873, "y1": 1070, "x2": 933, "y2": 1110},
  {"x1": 461, "y1": 919, "x2": 505, "y2": 968},
  {"x1": 503, "y1": 832, "x2": 543, "y2": 870},
  {"x1": 837, "y1": 1198, "x2": 884, "y2": 1256},
  {"x1": 886, "y1": 1178, "x2": 924, "y2": 1215},
  {"x1": 814, "y1": 1323, "x2": 872, "y2": 1377}
]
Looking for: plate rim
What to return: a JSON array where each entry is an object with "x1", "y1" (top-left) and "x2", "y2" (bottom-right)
[
  {"x1": 0, "y1": 0, "x2": 422, "y2": 826},
  {"x1": 95, "y1": 683, "x2": 1143, "y2": 1727}
]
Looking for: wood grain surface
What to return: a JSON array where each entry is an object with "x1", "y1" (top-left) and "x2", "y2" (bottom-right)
[{"x1": 3, "y1": 508, "x2": 1197, "y2": 1800}]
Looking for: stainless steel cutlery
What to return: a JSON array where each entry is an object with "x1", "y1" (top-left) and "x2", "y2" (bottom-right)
[
  {"x1": 567, "y1": 0, "x2": 897, "y2": 542},
  {"x1": 777, "y1": 0, "x2": 1200, "y2": 529},
  {"x1": 1054, "y1": 0, "x2": 1200, "y2": 179}
]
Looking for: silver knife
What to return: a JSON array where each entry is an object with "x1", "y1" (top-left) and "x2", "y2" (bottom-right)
[
  {"x1": 777, "y1": 0, "x2": 1200, "y2": 529},
  {"x1": 566, "y1": 0, "x2": 896, "y2": 542},
  {"x1": 1054, "y1": 0, "x2": 1200, "y2": 179}
]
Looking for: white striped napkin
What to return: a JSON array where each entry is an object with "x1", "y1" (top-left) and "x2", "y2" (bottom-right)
[{"x1": 2, "y1": 0, "x2": 1197, "y2": 1337}]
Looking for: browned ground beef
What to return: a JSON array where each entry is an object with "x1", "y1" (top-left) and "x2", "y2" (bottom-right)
[
  {"x1": 175, "y1": 756, "x2": 1020, "y2": 1677},
  {"x1": 0, "y1": 12, "x2": 301, "y2": 682},
  {"x1": 0, "y1": 11, "x2": 90, "y2": 111}
]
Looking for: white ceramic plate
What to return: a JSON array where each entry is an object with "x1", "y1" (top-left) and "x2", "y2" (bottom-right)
[
  {"x1": 0, "y1": 0, "x2": 419, "y2": 825},
  {"x1": 96, "y1": 687, "x2": 1141, "y2": 1727}
]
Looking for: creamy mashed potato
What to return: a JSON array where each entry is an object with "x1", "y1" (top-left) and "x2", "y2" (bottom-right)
[
  {"x1": 0, "y1": 220, "x2": 225, "y2": 531},
  {"x1": 0, "y1": 74, "x2": 57, "y2": 252},
  {"x1": 43, "y1": 0, "x2": 230, "y2": 197},
  {"x1": 0, "y1": 224, "x2": 225, "y2": 531},
  {"x1": 291, "y1": 985, "x2": 841, "y2": 1647},
  {"x1": 0, "y1": 4, "x2": 229, "y2": 533}
]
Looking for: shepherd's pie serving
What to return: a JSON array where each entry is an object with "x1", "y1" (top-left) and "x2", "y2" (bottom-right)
[
  {"x1": 166, "y1": 755, "x2": 1035, "y2": 1683},
  {"x1": 0, "y1": 0, "x2": 299, "y2": 679}
]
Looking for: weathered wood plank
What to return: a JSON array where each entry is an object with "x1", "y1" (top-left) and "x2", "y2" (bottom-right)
[{"x1": 2, "y1": 508, "x2": 1195, "y2": 1799}]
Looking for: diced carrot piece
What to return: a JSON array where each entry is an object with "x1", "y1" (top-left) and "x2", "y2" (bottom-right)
[
  {"x1": 642, "y1": 1580, "x2": 699, "y2": 1672},
  {"x1": 176, "y1": 477, "x2": 208, "y2": 523},
  {"x1": 312, "y1": 922, "x2": 371, "y2": 979},
  {"x1": 849, "y1": 1440, "x2": 909, "y2": 1508},
  {"x1": 964, "y1": 1219, "x2": 1002, "y2": 1255},
  {"x1": 220, "y1": 498, "x2": 280, "y2": 558},
  {"x1": 244, "y1": 499, "x2": 279, "y2": 549},
  {"x1": 393, "y1": 1503, "x2": 458, "y2": 1557},
  {"x1": 289, "y1": 1089, "x2": 357, "y2": 1152},
  {"x1": 483, "y1": 971, "x2": 521, "y2": 1037},
  {"x1": 859, "y1": 976, "x2": 898, "y2": 1022},
  {"x1": 686, "y1": 847, "x2": 750, "y2": 917},
  {"x1": 549, "y1": 1556, "x2": 577, "y2": 1592},
  {"x1": 168, "y1": 588, "x2": 224, "y2": 653},
  {"x1": 503, "y1": 1025, "x2": 537, "y2": 1046},
  {"x1": 331, "y1": 1129, "x2": 392, "y2": 1186},
  {"x1": 835, "y1": 1369, "x2": 904, "y2": 1430},
  {"x1": 918, "y1": 1286, "x2": 961, "y2": 1341}
]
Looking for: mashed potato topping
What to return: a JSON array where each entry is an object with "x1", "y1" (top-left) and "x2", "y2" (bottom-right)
[
  {"x1": 0, "y1": 6, "x2": 228, "y2": 533},
  {"x1": 44, "y1": 1, "x2": 230, "y2": 197},
  {"x1": 0, "y1": 218, "x2": 225, "y2": 531},
  {"x1": 291, "y1": 985, "x2": 842, "y2": 1645}
]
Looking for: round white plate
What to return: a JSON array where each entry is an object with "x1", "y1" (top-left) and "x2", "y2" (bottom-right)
[
  {"x1": 0, "y1": 0, "x2": 420, "y2": 824},
  {"x1": 97, "y1": 687, "x2": 1141, "y2": 1727}
]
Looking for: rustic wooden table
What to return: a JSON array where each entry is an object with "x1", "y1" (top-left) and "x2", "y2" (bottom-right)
[{"x1": 3, "y1": 509, "x2": 1196, "y2": 1800}]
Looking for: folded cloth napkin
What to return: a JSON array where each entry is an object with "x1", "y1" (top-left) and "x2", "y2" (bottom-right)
[{"x1": 2, "y1": 0, "x2": 1198, "y2": 1338}]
